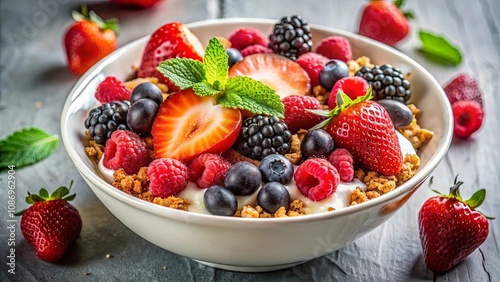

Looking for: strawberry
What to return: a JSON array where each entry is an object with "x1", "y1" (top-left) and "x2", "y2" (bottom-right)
[
  {"x1": 137, "y1": 22, "x2": 204, "y2": 93},
  {"x1": 357, "y1": 0, "x2": 414, "y2": 46},
  {"x1": 418, "y1": 177, "x2": 493, "y2": 273},
  {"x1": 151, "y1": 89, "x2": 242, "y2": 163},
  {"x1": 443, "y1": 73, "x2": 483, "y2": 107},
  {"x1": 110, "y1": 0, "x2": 161, "y2": 9},
  {"x1": 317, "y1": 89, "x2": 402, "y2": 175},
  {"x1": 95, "y1": 76, "x2": 131, "y2": 103},
  {"x1": 228, "y1": 54, "x2": 311, "y2": 99},
  {"x1": 64, "y1": 6, "x2": 119, "y2": 76},
  {"x1": 17, "y1": 182, "x2": 82, "y2": 262}
]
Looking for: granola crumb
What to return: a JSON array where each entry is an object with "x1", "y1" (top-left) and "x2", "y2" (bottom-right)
[
  {"x1": 152, "y1": 196, "x2": 190, "y2": 211},
  {"x1": 285, "y1": 132, "x2": 304, "y2": 165},
  {"x1": 311, "y1": 85, "x2": 330, "y2": 107},
  {"x1": 327, "y1": 207, "x2": 335, "y2": 211},
  {"x1": 84, "y1": 131, "x2": 105, "y2": 160},
  {"x1": 236, "y1": 199, "x2": 306, "y2": 218},
  {"x1": 124, "y1": 76, "x2": 169, "y2": 94},
  {"x1": 241, "y1": 205, "x2": 260, "y2": 218},
  {"x1": 348, "y1": 187, "x2": 369, "y2": 206},
  {"x1": 398, "y1": 104, "x2": 434, "y2": 150},
  {"x1": 347, "y1": 56, "x2": 374, "y2": 76}
]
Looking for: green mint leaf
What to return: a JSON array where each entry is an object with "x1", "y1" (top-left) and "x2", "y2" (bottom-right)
[
  {"x1": 192, "y1": 82, "x2": 220, "y2": 96},
  {"x1": 157, "y1": 58, "x2": 205, "y2": 90},
  {"x1": 418, "y1": 30, "x2": 462, "y2": 65},
  {"x1": 220, "y1": 76, "x2": 284, "y2": 118},
  {"x1": 203, "y1": 38, "x2": 229, "y2": 90},
  {"x1": 0, "y1": 128, "x2": 59, "y2": 171}
]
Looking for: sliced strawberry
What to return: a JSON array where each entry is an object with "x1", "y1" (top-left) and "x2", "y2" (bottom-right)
[
  {"x1": 228, "y1": 54, "x2": 310, "y2": 99},
  {"x1": 137, "y1": 22, "x2": 204, "y2": 92},
  {"x1": 151, "y1": 89, "x2": 242, "y2": 163}
]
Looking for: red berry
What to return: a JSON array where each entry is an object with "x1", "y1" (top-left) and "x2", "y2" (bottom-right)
[
  {"x1": 315, "y1": 36, "x2": 352, "y2": 62},
  {"x1": 327, "y1": 148, "x2": 354, "y2": 182},
  {"x1": 328, "y1": 76, "x2": 369, "y2": 109},
  {"x1": 95, "y1": 76, "x2": 131, "y2": 104},
  {"x1": 228, "y1": 27, "x2": 268, "y2": 51},
  {"x1": 444, "y1": 73, "x2": 483, "y2": 106},
  {"x1": 452, "y1": 100, "x2": 484, "y2": 139},
  {"x1": 147, "y1": 158, "x2": 189, "y2": 197},
  {"x1": 103, "y1": 130, "x2": 152, "y2": 174},
  {"x1": 294, "y1": 158, "x2": 340, "y2": 201},
  {"x1": 189, "y1": 153, "x2": 232, "y2": 188},
  {"x1": 282, "y1": 95, "x2": 323, "y2": 133},
  {"x1": 240, "y1": 44, "x2": 273, "y2": 57},
  {"x1": 296, "y1": 52, "x2": 330, "y2": 88}
]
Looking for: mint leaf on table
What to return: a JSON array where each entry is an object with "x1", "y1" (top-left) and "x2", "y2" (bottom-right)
[
  {"x1": 156, "y1": 37, "x2": 284, "y2": 117},
  {"x1": 418, "y1": 30, "x2": 462, "y2": 65},
  {"x1": 0, "y1": 128, "x2": 59, "y2": 171}
]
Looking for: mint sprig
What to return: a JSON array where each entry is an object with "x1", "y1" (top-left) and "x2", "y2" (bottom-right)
[
  {"x1": 0, "y1": 127, "x2": 59, "y2": 171},
  {"x1": 418, "y1": 30, "x2": 462, "y2": 65},
  {"x1": 157, "y1": 37, "x2": 284, "y2": 118}
]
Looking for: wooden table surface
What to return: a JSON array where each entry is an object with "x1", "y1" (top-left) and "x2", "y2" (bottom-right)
[{"x1": 1, "y1": 0, "x2": 499, "y2": 281}]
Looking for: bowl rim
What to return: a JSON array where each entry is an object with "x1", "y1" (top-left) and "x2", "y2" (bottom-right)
[{"x1": 61, "y1": 18, "x2": 453, "y2": 226}]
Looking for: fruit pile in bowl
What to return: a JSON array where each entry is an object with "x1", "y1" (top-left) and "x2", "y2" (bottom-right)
[{"x1": 61, "y1": 16, "x2": 453, "y2": 271}]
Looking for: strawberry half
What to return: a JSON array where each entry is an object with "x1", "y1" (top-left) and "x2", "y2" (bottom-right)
[
  {"x1": 228, "y1": 53, "x2": 311, "y2": 99},
  {"x1": 151, "y1": 89, "x2": 242, "y2": 163},
  {"x1": 137, "y1": 22, "x2": 204, "y2": 92}
]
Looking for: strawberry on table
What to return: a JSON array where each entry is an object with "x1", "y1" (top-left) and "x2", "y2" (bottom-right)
[
  {"x1": 444, "y1": 73, "x2": 483, "y2": 107},
  {"x1": 357, "y1": 0, "x2": 414, "y2": 46},
  {"x1": 137, "y1": 22, "x2": 204, "y2": 92},
  {"x1": 64, "y1": 6, "x2": 119, "y2": 76},
  {"x1": 418, "y1": 177, "x2": 493, "y2": 273},
  {"x1": 17, "y1": 182, "x2": 82, "y2": 262}
]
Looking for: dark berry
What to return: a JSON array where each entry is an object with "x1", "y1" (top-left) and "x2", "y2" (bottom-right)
[
  {"x1": 355, "y1": 64, "x2": 411, "y2": 103},
  {"x1": 377, "y1": 99, "x2": 413, "y2": 127},
  {"x1": 130, "y1": 82, "x2": 163, "y2": 106},
  {"x1": 259, "y1": 154, "x2": 294, "y2": 184},
  {"x1": 84, "y1": 101, "x2": 130, "y2": 145},
  {"x1": 268, "y1": 15, "x2": 312, "y2": 61},
  {"x1": 319, "y1": 59, "x2": 349, "y2": 91},
  {"x1": 127, "y1": 98, "x2": 159, "y2": 135},
  {"x1": 234, "y1": 115, "x2": 292, "y2": 160},
  {"x1": 203, "y1": 185, "x2": 238, "y2": 216},
  {"x1": 257, "y1": 182, "x2": 291, "y2": 214},
  {"x1": 224, "y1": 162, "x2": 262, "y2": 196},
  {"x1": 300, "y1": 129, "x2": 335, "y2": 159},
  {"x1": 226, "y1": 48, "x2": 243, "y2": 67}
]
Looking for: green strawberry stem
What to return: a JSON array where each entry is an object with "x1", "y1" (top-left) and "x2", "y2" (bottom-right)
[
  {"x1": 15, "y1": 180, "x2": 76, "y2": 216},
  {"x1": 393, "y1": 0, "x2": 415, "y2": 19},
  {"x1": 72, "y1": 5, "x2": 120, "y2": 35}
]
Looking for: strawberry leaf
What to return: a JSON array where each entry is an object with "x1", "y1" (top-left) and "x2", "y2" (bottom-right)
[
  {"x1": 465, "y1": 189, "x2": 486, "y2": 209},
  {"x1": 39, "y1": 188, "x2": 50, "y2": 199},
  {"x1": 418, "y1": 30, "x2": 462, "y2": 65},
  {"x1": 203, "y1": 38, "x2": 229, "y2": 90},
  {"x1": 0, "y1": 127, "x2": 59, "y2": 171},
  {"x1": 157, "y1": 58, "x2": 205, "y2": 90}
]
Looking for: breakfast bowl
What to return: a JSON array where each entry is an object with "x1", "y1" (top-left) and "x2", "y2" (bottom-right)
[{"x1": 61, "y1": 18, "x2": 453, "y2": 272}]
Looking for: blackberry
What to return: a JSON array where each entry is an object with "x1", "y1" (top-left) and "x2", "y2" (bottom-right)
[
  {"x1": 354, "y1": 64, "x2": 411, "y2": 103},
  {"x1": 268, "y1": 15, "x2": 312, "y2": 61},
  {"x1": 234, "y1": 115, "x2": 292, "y2": 160},
  {"x1": 84, "y1": 101, "x2": 130, "y2": 145}
]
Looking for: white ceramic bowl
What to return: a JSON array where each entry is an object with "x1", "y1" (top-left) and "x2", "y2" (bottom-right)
[{"x1": 61, "y1": 18, "x2": 453, "y2": 272}]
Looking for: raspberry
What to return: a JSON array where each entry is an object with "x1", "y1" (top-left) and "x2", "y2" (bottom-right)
[
  {"x1": 328, "y1": 76, "x2": 370, "y2": 108},
  {"x1": 315, "y1": 35, "x2": 352, "y2": 62},
  {"x1": 296, "y1": 52, "x2": 330, "y2": 88},
  {"x1": 240, "y1": 44, "x2": 273, "y2": 57},
  {"x1": 282, "y1": 95, "x2": 323, "y2": 133},
  {"x1": 327, "y1": 148, "x2": 354, "y2": 182},
  {"x1": 444, "y1": 73, "x2": 483, "y2": 106},
  {"x1": 228, "y1": 28, "x2": 268, "y2": 51},
  {"x1": 188, "y1": 153, "x2": 232, "y2": 188},
  {"x1": 95, "y1": 76, "x2": 131, "y2": 104},
  {"x1": 147, "y1": 158, "x2": 189, "y2": 197},
  {"x1": 103, "y1": 130, "x2": 152, "y2": 174},
  {"x1": 452, "y1": 100, "x2": 484, "y2": 139},
  {"x1": 294, "y1": 158, "x2": 340, "y2": 201}
]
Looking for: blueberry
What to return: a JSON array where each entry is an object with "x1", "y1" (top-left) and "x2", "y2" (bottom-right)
[
  {"x1": 224, "y1": 162, "x2": 262, "y2": 196},
  {"x1": 130, "y1": 82, "x2": 163, "y2": 106},
  {"x1": 126, "y1": 98, "x2": 159, "y2": 135},
  {"x1": 226, "y1": 48, "x2": 243, "y2": 67},
  {"x1": 257, "y1": 182, "x2": 290, "y2": 214},
  {"x1": 300, "y1": 129, "x2": 335, "y2": 159},
  {"x1": 319, "y1": 59, "x2": 349, "y2": 91},
  {"x1": 259, "y1": 154, "x2": 294, "y2": 184},
  {"x1": 203, "y1": 185, "x2": 238, "y2": 216},
  {"x1": 377, "y1": 99, "x2": 413, "y2": 127}
]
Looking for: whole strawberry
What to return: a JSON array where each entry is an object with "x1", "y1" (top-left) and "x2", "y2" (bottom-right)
[
  {"x1": 312, "y1": 89, "x2": 402, "y2": 175},
  {"x1": 358, "y1": 0, "x2": 414, "y2": 46},
  {"x1": 64, "y1": 6, "x2": 119, "y2": 76},
  {"x1": 17, "y1": 182, "x2": 82, "y2": 262},
  {"x1": 418, "y1": 177, "x2": 492, "y2": 273}
]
